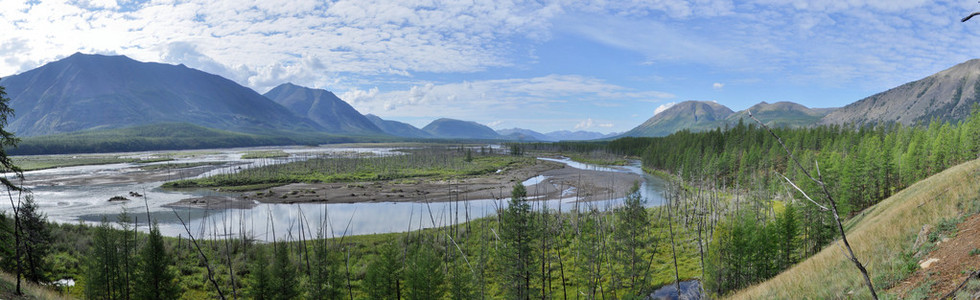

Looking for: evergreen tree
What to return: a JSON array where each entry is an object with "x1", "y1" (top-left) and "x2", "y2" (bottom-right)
[
  {"x1": 270, "y1": 243, "x2": 300, "y2": 300},
  {"x1": 404, "y1": 245, "x2": 445, "y2": 300},
  {"x1": 499, "y1": 183, "x2": 535, "y2": 299},
  {"x1": 774, "y1": 203, "x2": 800, "y2": 270},
  {"x1": 247, "y1": 247, "x2": 274, "y2": 300},
  {"x1": 85, "y1": 217, "x2": 121, "y2": 300},
  {"x1": 611, "y1": 182, "x2": 650, "y2": 296},
  {"x1": 307, "y1": 240, "x2": 344, "y2": 300},
  {"x1": 16, "y1": 195, "x2": 50, "y2": 284},
  {"x1": 362, "y1": 241, "x2": 402, "y2": 300},
  {"x1": 134, "y1": 221, "x2": 180, "y2": 300}
]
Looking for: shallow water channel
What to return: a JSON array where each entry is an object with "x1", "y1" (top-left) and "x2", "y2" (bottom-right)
[{"x1": 2, "y1": 146, "x2": 669, "y2": 242}]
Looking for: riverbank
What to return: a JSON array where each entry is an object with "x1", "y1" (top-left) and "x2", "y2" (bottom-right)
[{"x1": 166, "y1": 157, "x2": 645, "y2": 208}]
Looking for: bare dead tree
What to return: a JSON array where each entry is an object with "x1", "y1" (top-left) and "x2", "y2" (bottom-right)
[
  {"x1": 172, "y1": 209, "x2": 226, "y2": 300},
  {"x1": 748, "y1": 111, "x2": 878, "y2": 299}
]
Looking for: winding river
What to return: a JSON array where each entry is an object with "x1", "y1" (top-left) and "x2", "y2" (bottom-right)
[{"x1": 2, "y1": 146, "x2": 669, "y2": 242}]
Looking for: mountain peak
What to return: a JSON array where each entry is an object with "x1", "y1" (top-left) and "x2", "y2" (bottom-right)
[
  {"x1": 422, "y1": 118, "x2": 502, "y2": 140},
  {"x1": 263, "y1": 83, "x2": 382, "y2": 135},
  {"x1": 0, "y1": 53, "x2": 320, "y2": 136}
]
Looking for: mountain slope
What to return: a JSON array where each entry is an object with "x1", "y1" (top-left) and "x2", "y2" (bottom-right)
[
  {"x1": 263, "y1": 83, "x2": 383, "y2": 135},
  {"x1": 545, "y1": 130, "x2": 618, "y2": 141},
  {"x1": 726, "y1": 101, "x2": 835, "y2": 128},
  {"x1": 0, "y1": 53, "x2": 321, "y2": 137},
  {"x1": 621, "y1": 100, "x2": 734, "y2": 137},
  {"x1": 364, "y1": 114, "x2": 432, "y2": 138},
  {"x1": 820, "y1": 59, "x2": 980, "y2": 126},
  {"x1": 422, "y1": 118, "x2": 503, "y2": 140},
  {"x1": 732, "y1": 159, "x2": 980, "y2": 299},
  {"x1": 497, "y1": 128, "x2": 550, "y2": 141}
]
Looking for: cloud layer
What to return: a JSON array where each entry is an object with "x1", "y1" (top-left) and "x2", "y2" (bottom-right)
[{"x1": 0, "y1": 0, "x2": 975, "y2": 132}]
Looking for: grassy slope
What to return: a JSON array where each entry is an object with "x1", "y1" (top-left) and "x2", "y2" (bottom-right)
[
  {"x1": 731, "y1": 159, "x2": 980, "y2": 299},
  {"x1": 0, "y1": 271, "x2": 71, "y2": 299}
]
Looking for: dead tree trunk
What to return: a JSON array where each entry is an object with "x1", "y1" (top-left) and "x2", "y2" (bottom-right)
[{"x1": 748, "y1": 112, "x2": 878, "y2": 299}]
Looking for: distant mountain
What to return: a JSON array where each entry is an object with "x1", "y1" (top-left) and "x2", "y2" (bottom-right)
[
  {"x1": 422, "y1": 118, "x2": 503, "y2": 140},
  {"x1": 544, "y1": 130, "x2": 618, "y2": 141},
  {"x1": 726, "y1": 101, "x2": 835, "y2": 128},
  {"x1": 263, "y1": 83, "x2": 383, "y2": 135},
  {"x1": 364, "y1": 114, "x2": 432, "y2": 138},
  {"x1": 0, "y1": 53, "x2": 320, "y2": 137},
  {"x1": 497, "y1": 128, "x2": 549, "y2": 141},
  {"x1": 621, "y1": 100, "x2": 734, "y2": 137},
  {"x1": 820, "y1": 59, "x2": 980, "y2": 126},
  {"x1": 10, "y1": 122, "x2": 381, "y2": 155}
]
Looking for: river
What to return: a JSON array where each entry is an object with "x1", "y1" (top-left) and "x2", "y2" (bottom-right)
[{"x1": 1, "y1": 145, "x2": 669, "y2": 242}]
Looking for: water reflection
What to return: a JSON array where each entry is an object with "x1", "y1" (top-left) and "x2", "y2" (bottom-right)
[{"x1": 4, "y1": 147, "x2": 671, "y2": 242}]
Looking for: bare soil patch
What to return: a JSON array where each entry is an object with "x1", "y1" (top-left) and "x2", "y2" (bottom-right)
[{"x1": 890, "y1": 213, "x2": 980, "y2": 297}]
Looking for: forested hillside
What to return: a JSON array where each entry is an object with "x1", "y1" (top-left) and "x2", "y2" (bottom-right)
[{"x1": 607, "y1": 107, "x2": 980, "y2": 296}]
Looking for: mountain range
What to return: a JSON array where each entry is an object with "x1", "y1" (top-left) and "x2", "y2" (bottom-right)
[
  {"x1": 3, "y1": 53, "x2": 980, "y2": 151},
  {"x1": 0, "y1": 53, "x2": 322, "y2": 137}
]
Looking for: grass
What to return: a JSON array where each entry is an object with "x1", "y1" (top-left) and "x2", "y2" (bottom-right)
[
  {"x1": 13, "y1": 154, "x2": 172, "y2": 171},
  {"x1": 730, "y1": 159, "x2": 980, "y2": 299},
  {"x1": 240, "y1": 150, "x2": 289, "y2": 159},
  {"x1": 162, "y1": 149, "x2": 536, "y2": 190},
  {"x1": 0, "y1": 271, "x2": 71, "y2": 299},
  {"x1": 138, "y1": 161, "x2": 226, "y2": 171}
]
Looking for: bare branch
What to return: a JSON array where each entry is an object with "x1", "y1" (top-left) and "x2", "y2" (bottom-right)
[
  {"x1": 748, "y1": 111, "x2": 879, "y2": 300},
  {"x1": 776, "y1": 171, "x2": 829, "y2": 211}
]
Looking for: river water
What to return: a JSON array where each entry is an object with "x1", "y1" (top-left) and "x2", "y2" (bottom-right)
[{"x1": 1, "y1": 146, "x2": 669, "y2": 242}]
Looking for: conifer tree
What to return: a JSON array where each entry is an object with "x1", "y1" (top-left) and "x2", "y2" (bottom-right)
[
  {"x1": 611, "y1": 182, "x2": 650, "y2": 296},
  {"x1": 500, "y1": 183, "x2": 534, "y2": 299},
  {"x1": 85, "y1": 217, "x2": 121, "y2": 300},
  {"x1": 247, "y1": 247, "x2": 273, "y2": 300},
  {"x1": 134, "y1": 221, "x2": 180, "y2": 300},
  {"x1": 362, "y1": 241, "x2": 402, "y2": 300},
  {"x1": 404, "y1": 245, "x2": 445, "y2": 300},
  {"x1": 307, "y1": 239, "x2": 343, "y2": 300},
  {"x1": 14, "y1": 195, "x2": 49, "y2": 284},
  {"x1": 270, "y1": 243, "x2": 300, "y2": 300}
]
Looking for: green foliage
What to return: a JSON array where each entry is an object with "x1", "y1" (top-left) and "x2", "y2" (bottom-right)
[
  {"x1": 16, "y1": 195, "x2": 50, "y2": 284},
  {"x1": 499, "y1": 183, "x2": 535, "y2": 299},
  {"x1": 611, "y1": 182, "x2": 651, "y2": 295},
  {"x1": 404, "y1": 245, "x2": 445, "y2": 300},
  {"x1": 247, "y1": 246, "x2": 274, "y2": 300},
  {"x1": 135, "y1": 222, "x2": 180, "y2": 300},
  {"x1": 307, "y1": 239, "x2": 344, "y2": 300},
  {"x1": 705, "y1": 206, "x2": 804, "y2": 296},
  {"x1": 270, "y1": 243, "x2": 300, "y2": 300},
  {"x1": 362, "y1": 242, "x2": 402, "y2": 300},
  {"x1": 84, "y1": 218, "x2": 121, "y2": 300}
]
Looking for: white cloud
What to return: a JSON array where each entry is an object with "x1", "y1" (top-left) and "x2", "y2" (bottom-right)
[
  {"x1": 487, "y1": 120, "x2": 504, "y2": 127},
  {"x1": 654, "y1": 102, "x2": 677, "y2": 115},
  {"x1": 713, "y1": 82, "x2": 724, "y2": 89},
  {"x1": 574, "y1": 118, "x2": 595, "y2": 129}
]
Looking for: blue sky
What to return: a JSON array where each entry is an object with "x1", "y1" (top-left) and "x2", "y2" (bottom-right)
[{"x1": 2, "y1": 0, "x2": 979, "y2": 133}]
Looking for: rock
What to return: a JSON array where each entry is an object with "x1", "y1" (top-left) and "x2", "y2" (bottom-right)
[
  {"x1": 919, "y1": 258, "x2": 940, "y2": 269},
  {"x1": 108, "y1": 196, "x2": 129, "y2": 202}
]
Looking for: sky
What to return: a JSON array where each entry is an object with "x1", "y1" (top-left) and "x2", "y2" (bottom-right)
[{"x1": 2, "y1": 0, "x2": 980, "y2": 134}]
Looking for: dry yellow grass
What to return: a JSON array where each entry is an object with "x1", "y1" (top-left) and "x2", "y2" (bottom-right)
[
  {"x1": 729, "y1": 159, "x2": 980, "y2": 299},
  {"x1": 0, "y1": 271, "x2": 73, "y2": 299}
]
